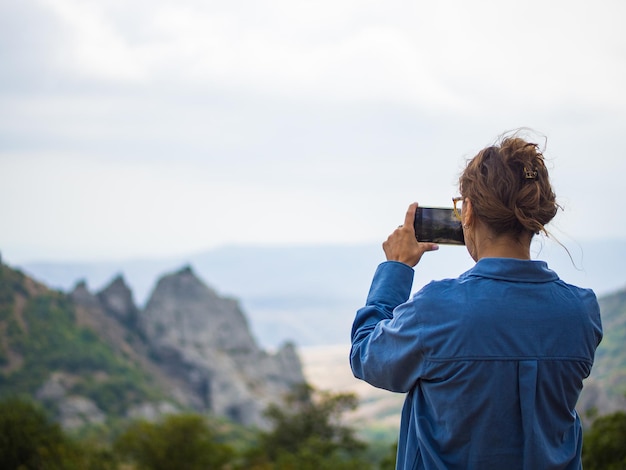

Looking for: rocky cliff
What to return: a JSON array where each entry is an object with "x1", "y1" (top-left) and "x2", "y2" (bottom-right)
[
  {"x1": 137, "y1": 266, "x2": 305, "y2": 427},
  {"x1": 1, "y1": 261, "x2": 305, "y2": 430}
]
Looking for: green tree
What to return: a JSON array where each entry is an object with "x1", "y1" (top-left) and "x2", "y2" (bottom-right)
[
  {"x1": 242, "y1": 384, "x2": 372, "y2": 469},
  {"x1": 378, "y1": 441, "x2": 398, "y2": 469},
  {"x1": 115, "y1": 413, "x2": 234, "y2": 470},
  {"x1": 582, "y1": 410, "x2": 626, "y2": 469},
  {"x1": 0, "y1": 396, "x2": 119, "y2": 470},
  {"x1": 0, "y1": 396, "x2": 69, "y2": 470}
]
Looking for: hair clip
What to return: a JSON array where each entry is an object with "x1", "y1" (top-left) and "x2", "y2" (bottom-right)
[{"x1": 524, "y1": 167, "x2": 538, "y2": 179}]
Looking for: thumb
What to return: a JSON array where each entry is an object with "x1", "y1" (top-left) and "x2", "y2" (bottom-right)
[{"x1": 403, "y1": 202, "x2": 418, "y2": 233}]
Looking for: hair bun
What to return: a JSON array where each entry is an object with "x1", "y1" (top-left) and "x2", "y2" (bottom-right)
[{"x1": 459, "y1": 132, "x2": 558, "y2": 236}]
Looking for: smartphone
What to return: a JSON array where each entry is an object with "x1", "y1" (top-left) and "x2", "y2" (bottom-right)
[{"x1": 414, "y1": 207, "x2": 465, "y2": 245}]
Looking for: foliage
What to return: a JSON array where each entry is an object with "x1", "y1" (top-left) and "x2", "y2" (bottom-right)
[
  {"x1": 582, "y1": 410, "x2": 626, "y2": 469},
  {"x1": 0, "y1": 395, "x2": 118, "y2": 470},
  {"x1": 26, "y1": 389, "x2": 626, "y2": 470},
  {"x1": 0, "y1": 396, "x2": 69, "y2": 469},
  {"x1": 593, "y1": 289, "x2": 626, "y2": 396},
  {"x1": 0, "y1": 365, "x2": 395, "y2": 470},
  {"x1": 0, "y1": 263, "x2": 28, "y2": 309},
  {"x1": 357, "y1": 426, "x2": 398, "y2": 468},
  {"x1": 0, "y1": 264, "x2": 162, "y2": 417},
  {"x1": 240, "y1": 384, "x2": 374, "y2": 469},
  {"x1": 377, "y1": 441, "x2": 398, "y2": 470},
  {"x1": 114, "y1": 413, "x2": 235, "y2": 470}
]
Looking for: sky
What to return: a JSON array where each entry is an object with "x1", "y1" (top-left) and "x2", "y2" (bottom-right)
[{"x1": 1, "y1": 0, "x2": 625, "y2": 264}]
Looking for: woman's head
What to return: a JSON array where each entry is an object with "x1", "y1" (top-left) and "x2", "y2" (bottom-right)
[{"x1": 459, "y1": 133, "x2": 558, "y2": 238}]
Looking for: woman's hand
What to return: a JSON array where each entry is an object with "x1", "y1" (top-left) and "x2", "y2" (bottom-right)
[{"x1": 383, "y1": 202, "x2": 439, "y2": 267}]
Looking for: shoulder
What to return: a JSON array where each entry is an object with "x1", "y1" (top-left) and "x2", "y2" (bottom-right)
[
  {"x1": 553, "y1": 278, "x2": 599, "y2": 307},
  {"x1": 413, "y1": 265, "x2": 479, "y2": 296},
  {"x1": 410, "y1": 274, "x2": 472, "y2": 309},
  {"x1": 557, "y1": 282, "x2": 601, "y2": 324}
]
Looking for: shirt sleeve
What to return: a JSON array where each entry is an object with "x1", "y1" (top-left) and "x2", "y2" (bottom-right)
[{"x1": 350, "y1": 261, "x2": 425, "y2": 393}]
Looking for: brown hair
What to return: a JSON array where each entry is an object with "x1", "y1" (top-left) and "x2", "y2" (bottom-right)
[{"x1": 459, "y1": 133, "x2": 559, "y2": 236}]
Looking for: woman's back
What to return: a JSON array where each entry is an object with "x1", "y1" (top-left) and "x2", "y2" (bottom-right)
[{"x1": 392, "y1": 258, "x2": 602, "y2": 469}]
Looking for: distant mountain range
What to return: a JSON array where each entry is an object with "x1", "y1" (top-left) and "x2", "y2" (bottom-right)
[{"x1": 13, "y1": 238, "x2": 626, "y2": 348}]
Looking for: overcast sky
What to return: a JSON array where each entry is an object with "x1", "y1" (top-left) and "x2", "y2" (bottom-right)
[{"x1": 1, "y1": 0, "x2": 624, "y2": 264}]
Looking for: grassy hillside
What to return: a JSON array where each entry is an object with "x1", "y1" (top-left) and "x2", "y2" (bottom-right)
[
  {"x1": 0, "y1": 263, "x2": 165, "y2": 420},
  {"x1": 593, "y1": 287, "x2": 626, "y2": 397}
]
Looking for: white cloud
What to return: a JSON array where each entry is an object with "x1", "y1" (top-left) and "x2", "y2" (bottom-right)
[
  {"x1": 39, "y1": 0, "x2": 147, "y2": 81},
  {"x1": 19, "y1": 0, "x2": 624, "y2": 112},
  {"x1": 1, "y1": 0, "x2": 624, "y2": 262}
]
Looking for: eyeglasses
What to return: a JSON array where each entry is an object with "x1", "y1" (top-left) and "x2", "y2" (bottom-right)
[{"x1": 452, "y1": 197, "x2": 463, "y2": 221}]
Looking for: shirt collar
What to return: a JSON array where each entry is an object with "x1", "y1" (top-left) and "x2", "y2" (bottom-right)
[{"x1": 464, "y1": 257, "x2": 560, "y2": 283}]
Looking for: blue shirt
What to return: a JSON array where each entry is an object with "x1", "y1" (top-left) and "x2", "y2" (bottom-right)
[{"x1": 350, "y1": 258, "x2": 602, "y2": 470}]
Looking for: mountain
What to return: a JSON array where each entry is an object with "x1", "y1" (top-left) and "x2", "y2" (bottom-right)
[
  {"x1": 0, "y1": 259, "x2": 305, "y2": 430},
  {"x1": 135, "y1": 266, "x2": 305, "y2": 427},
  {"x1": 577, "y1": 286, "x2": 626, "y2": 416},
  {"x1": 15, "y1": 238, "x2": 626, "y2": 348}
]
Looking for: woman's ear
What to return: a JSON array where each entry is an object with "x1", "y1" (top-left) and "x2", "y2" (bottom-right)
[{"x1": 463, "y1": 198, "x2": 473, "y2": 228}]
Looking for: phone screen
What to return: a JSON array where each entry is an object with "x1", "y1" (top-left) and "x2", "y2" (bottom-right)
[{"x1": 414, "y1": 207, "x2": 465, "y2": 245}]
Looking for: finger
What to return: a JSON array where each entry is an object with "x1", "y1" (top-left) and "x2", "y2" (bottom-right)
[
  {"x1": 421, "y1": 242, "x2": 440, "y2": 252},
  {"x1": 403, "y1": 202, "x2": 418, "y2": 231}
]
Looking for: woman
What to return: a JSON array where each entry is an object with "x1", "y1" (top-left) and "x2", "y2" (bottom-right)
[{"x1": 350, "y1": 134, "x2": 603, "y2": 469}]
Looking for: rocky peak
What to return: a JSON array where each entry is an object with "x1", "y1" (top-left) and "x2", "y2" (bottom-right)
[
  {"x1": 274, "y1": 342, "x2": 305, "y2": 385},
  {"x1": 70, "y1": 280, "x2": 100, "y2": 309},
  {"x1": 141, "y1": 266, "x2": 258, "y2": 354},
  {"x1": 150, "y1": 265, "x2": 222, "y2": 304},
  {"x1": 97, "y1": 274, "x2": 139, "y2": 326},
  {"x1": 139, "y1": 265, "x2": 306, "y2": 428},
  {"x1": 178, "y1": 264, "x2": 194, "y2": 275}
]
